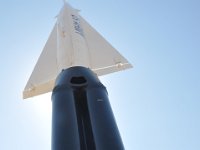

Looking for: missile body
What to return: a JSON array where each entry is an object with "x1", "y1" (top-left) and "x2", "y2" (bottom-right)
[
  {"x1": 23, "y1": 2, "x2": 132, "y2": 149},
  {"x1": 52, "y1": 66, "x2": 124, "y2": 150}
]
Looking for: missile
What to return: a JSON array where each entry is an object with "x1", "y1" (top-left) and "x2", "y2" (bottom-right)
[{"x1": 23, "y1": 2, "x2": 132, "y2": 150}]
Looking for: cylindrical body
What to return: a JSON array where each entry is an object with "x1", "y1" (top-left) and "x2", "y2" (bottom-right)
[{"x1": 52, "y1": 66, "x2": 124, "y2": 150}]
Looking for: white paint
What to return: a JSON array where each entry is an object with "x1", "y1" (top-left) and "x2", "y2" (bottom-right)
[{"x1": 23, "y1": 2, "x2": 132, "y2": 99}]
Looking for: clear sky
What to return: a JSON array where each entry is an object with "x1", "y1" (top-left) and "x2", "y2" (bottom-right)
[{"x1": 0, "y1": 0, "x2": 200, "y2": 150}]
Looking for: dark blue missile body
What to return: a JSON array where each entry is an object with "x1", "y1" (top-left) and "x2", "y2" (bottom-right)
[{"x1": 52, "y1": 66, "x2": 124, "y2": 150}]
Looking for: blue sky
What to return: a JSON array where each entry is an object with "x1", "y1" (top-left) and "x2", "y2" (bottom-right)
[{"x1": 0, "y1": 0, "x2": 200, "y2": 150}]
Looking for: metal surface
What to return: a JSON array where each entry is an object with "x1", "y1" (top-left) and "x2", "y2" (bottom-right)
[
  {"x1": 52, "y1": 66, "x2": 124, "y2": 150},
  {"x1": 23, "y1": 2, "x2": 132, "y2": 99}
]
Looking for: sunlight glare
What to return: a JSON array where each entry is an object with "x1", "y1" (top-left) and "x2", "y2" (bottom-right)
[{"x1": 32, "y1": 93, "x2": 52, "y2": 119}]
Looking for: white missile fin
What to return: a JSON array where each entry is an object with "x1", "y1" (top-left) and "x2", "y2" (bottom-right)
[
  {"x1": 23, "y1": 2, "x2": 132, "y2": 99},
  {"x1": 80, "y1": 16, "x2": 133, "y2": 76},
  {"x1": 23, "y1": 24, "x2": 58, "y2": 99}
]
